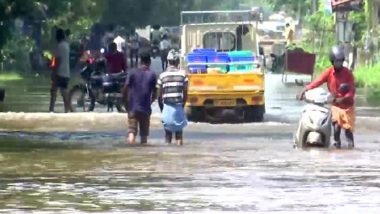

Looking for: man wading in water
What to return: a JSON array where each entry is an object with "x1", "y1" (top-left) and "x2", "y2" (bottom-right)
[
  {"x1": 49, "y1": 28, "x2": 73, "y2": 113},
  {"x1": 157, "y1": 49, "x2": 188, "y2": 146},
  {"x1": 298, "y1": 46, "x2": 356, "y2": 149},
  {"x1": 124, "y1": 53, "x2": 157, "y2": 144}
]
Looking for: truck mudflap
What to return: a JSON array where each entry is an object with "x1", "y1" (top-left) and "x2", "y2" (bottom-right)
[{"x1": 186, "y1": 104, "x2": 265, "y2": 123}]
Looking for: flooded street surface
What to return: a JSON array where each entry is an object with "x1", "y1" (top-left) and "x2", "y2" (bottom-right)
[
  {"x1": 0, "y1": 61, "x2": 380, "y2": 213},
  {"x1": 0, "y1": 126, "x2": 380, "y2": 213}
]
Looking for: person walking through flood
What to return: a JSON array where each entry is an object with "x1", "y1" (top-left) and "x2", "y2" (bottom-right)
[
  {"x1": 128, "y1": 30, "x2": 140, "y2": 68},
  {"x1": 124, "y1": 53, "x2": 157, "y2": 144},
  {"x1": 157, "y1": 49, "x2": 188, "y2": 146},
  {"x1": 49, "y1": 28, "x2": 73, "y2": 113},
  {"x1": 298, "y1": 45, "x2": 356, "y2": 149},
  {"x1": 160, "y1": 34, "x2": 171, "y2": 71}
]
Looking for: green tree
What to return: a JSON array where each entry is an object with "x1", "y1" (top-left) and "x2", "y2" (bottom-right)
[
  {"x1": 100, "y1": 0, "x2": 227, "y2": 28},
  {"x1": 266, "y1": 0, "x2": 311, "y2": 20},
  {"x1": 0, "y1": 0, "x2": 105, "y2": 72},
  {"x1": 0, "y1": 0, "x2": 104, "y2": 49},
  {"x1": 0, "y1": 0, "x2": 38, "y2": 49}
]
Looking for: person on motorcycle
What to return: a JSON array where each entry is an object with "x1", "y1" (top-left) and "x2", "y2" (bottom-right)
[
  {"x1": 150, "y1": 25, "x2": 162, "y2": 57},
  {"x1": 297, "y1": 45, "x2": 356, "y2": 149},
  {"x1": 104, "y1": 42, "x2": 127, "y2": 74},
  {"x1": 157, "y1": 49, "x2": 188, "y2": 146},
  {"x1": 150, "y1": 25, "x2": 162, "y2": 46},
  {"x1": 160, "y1": 34, "x2": 171, "y2": 71}
]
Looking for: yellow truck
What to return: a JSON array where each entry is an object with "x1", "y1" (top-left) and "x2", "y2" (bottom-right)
[{"x1": 181, "y1": 10, "x2": 265, "y2": 122}]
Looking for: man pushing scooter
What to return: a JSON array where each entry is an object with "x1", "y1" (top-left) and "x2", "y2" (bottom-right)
[{"x1": 297, "y1": 45, "x2": 356, "y2": 149}]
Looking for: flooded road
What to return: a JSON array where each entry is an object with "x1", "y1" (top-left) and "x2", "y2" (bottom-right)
[
  {"x1": 0, "y1": 124, "x2": 380, "y2": 213},
  {"x1": 0, "y1": 60, "x2": 380, "y2": 212}
]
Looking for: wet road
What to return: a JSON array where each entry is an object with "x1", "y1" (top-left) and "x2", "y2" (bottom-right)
[
  {"x1": 0, "y1": 124, "x2": 380, "y2": 213},
  {"x1": 0, "y1": 59, "x2": 380, "y2": 213}
]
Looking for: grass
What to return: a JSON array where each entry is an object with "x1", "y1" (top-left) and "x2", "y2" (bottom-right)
[
  {"x1": 354, "y1": 63, "x2": 380, "y2": 99},
  {"x1": 354, "y1": 63, "x2": 380, "y2": 88},
  {"x1": 0, "y1": 71, "x2": 24, "y2": 82},
  {"x1": 314, "y1": 54, "x2": 331, "y2": 75}
]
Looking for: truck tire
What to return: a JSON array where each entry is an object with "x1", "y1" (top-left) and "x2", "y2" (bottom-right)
[
  {"x1": 245, "y1": 105, "x2": 265, "y2": 122},
  {"x1": 0, "y1": 88, "x2": 4, "y2": 102},
  {"x1": 186, "y1": 106, "x2": 204, "y2": 122}
]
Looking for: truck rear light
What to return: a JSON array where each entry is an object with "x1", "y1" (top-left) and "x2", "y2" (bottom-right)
[
  {"x1": 190, "y1": 97, "x2": 198, "y2": 103},
  {"x1": 193, "y1": 80, "x2": 204, "y2": 86},
  {"x1": 243, "y1": 79, "x2": 255, "y2": 84},
  {"x1": 252, "y1": 96, "x2": 262, "y2": 103}
]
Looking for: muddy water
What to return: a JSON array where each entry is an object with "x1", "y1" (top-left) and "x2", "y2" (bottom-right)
[
  {"x1": 0, "y1": 70, "x2": 380, "y2": 212},
  {"x1": 0, "y1": 124, "x2": 379, "y2": 212}
]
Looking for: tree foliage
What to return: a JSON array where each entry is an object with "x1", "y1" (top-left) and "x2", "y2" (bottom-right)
[
  {"x1": 0, "y1": 0, "x2": 104, "y2": 49},
  {"x1": 266, "y1": 0, "x2": 311, "y2": 14},
  {"x1": 100, "y1": 0, "x2": 224, "y2": 28}
]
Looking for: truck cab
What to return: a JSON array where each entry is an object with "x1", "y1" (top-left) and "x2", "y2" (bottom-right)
[{"x1": 181, "y1": 10, "x2": 265, "y2": 122}]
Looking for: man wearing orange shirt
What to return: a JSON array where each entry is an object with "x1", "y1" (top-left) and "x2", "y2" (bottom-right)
[{"x1": 298, "y1": 46, "x2": 356, "y2": 149}]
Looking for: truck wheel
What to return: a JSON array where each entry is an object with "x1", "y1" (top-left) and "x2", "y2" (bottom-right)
[
  {"x1": 186, "y1": 106, "x2": 204, "y2": 122},
  {"x1": 0, "y1": 88, "x2": 5, "y2": 102},
  {"x1": 245, "y1": 105, "x2": 265, "y2": 122}
]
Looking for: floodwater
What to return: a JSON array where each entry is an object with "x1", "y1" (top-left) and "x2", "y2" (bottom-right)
[{"x1": 0, "y1": 62, "x2": 380, "y2": 213}]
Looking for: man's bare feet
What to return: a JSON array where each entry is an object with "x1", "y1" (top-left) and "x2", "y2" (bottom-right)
[
  {"x1": 128, "y1": 133, "x2": 136, "y2": 144},
  {"x1": 141, "y1": 136, "x2": 148, "y2": 145},
  {"x1": 176, "y1": 140, "x2": 183, "y2": 146}
]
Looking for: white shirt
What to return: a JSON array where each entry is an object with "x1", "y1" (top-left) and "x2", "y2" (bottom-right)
[
  {"x1": 113, "y1": 36, "x2": 126, "y2": 52},
  {"x1": 56, "y1": 41, "x2": 70, "y2": 78},
  {"x1": 160, "y1": 39, "x2": 170, "y2": 51}
]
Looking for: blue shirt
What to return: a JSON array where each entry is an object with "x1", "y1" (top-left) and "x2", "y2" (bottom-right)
[{"x1": 126, "y1": 66, "x2": 157, "y2": 114}]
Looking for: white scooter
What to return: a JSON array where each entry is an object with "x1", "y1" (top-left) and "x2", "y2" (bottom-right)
[{"x1": 294, "y1": 88, "x2": 334, "y2": 149}]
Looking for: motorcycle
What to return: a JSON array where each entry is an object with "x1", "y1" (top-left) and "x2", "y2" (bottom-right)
[
  {"x1": 69, "y1": 58, "x2": 127, "y2": 112},
  {"x1": 294, "y1": 88, "x2": 334, "y2": 149},
  {"x1": 151, "y1": 40, "x2": 160, "y2": 59}
]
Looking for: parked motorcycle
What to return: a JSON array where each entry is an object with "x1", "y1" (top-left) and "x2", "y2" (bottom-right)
[
  {"x1": 151, "y1": 45, "x2": 160, "y2": 59},
  {"x1": 69, "y1": 58, "x2": 127, "y2": 112},
  {"x1": 151, "y1": 40, "x2": 160, "y2": 59}
]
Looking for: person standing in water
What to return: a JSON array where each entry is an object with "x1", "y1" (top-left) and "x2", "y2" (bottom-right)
[
  {"x1": 49, "y1": 28, "x2": 73, "y2": 113},
  {"x1": 157, "y1": 49, "x2": 188, "y2": 146},
  {"x1": 124, "y1": 53, "x2": 157, "y2": 144}
]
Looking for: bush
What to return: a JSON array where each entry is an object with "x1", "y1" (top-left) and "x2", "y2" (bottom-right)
[
  {"x1": 1, "y1": 35, "x2": 35, "y2": 73},
  {"x1": 354, "y1": 63, "x2": 380, "y2": 89}
]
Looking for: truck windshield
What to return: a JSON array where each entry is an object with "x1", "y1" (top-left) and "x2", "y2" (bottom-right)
[{"x1": 203, "y1": 32, "x2": 236, "y2": 51}]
